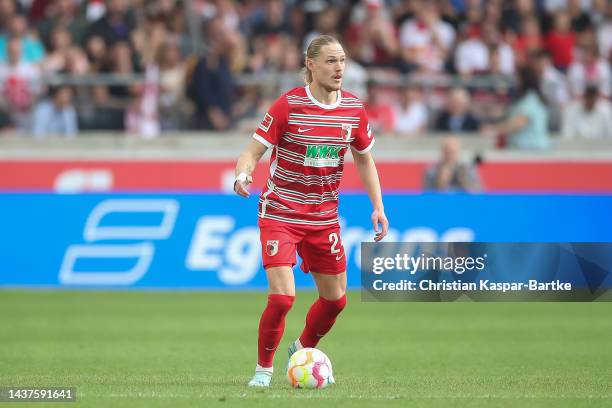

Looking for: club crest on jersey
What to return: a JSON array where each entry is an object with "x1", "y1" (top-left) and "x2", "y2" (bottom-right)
[
  {"x1": 341, "y1": 124, "x2": 352, "y2": 141},
  {"x1": 266, "y1": 240, "x2": 279, "y2": 256}
]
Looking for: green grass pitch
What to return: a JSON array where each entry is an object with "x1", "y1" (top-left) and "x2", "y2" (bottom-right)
[{"x1": 1, "y1": 291, "x2": 611, "y2": 407}]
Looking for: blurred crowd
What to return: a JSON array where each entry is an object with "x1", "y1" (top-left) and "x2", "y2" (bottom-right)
[{"x1": 0, "y1": 0, "x2": 610, "y2": 145}]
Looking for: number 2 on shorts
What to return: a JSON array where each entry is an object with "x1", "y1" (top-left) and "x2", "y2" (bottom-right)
[{"x1": 328, "y1": 232, "x2": 340, "y2": 254}]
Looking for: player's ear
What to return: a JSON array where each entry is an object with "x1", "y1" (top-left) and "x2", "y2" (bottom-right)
[{"x1": 306, "y1": 57, "x2": 315, "y2": 71}]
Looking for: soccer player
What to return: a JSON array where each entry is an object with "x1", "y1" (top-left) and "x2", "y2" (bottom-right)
[{"x1": 234, "y1": 35, "x2": 389, "y2": 387}]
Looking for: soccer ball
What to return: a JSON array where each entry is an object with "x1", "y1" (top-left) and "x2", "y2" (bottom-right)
[{"x1": 287, "y1": 348, "x2": 333, "y2": 389}]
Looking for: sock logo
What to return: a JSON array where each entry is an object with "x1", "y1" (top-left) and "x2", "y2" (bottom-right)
[{"x1": 266, "y1": 240, "x2": 279, "y2": 256}]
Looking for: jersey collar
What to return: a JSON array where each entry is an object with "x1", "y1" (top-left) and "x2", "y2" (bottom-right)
[{"x1": 305, "y1": 85, "x2": 342, "y2": 110}]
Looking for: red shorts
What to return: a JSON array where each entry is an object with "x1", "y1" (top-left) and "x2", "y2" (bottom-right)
[{"x1": 259, "y1": 217, "x2": 346, "y2": 275}]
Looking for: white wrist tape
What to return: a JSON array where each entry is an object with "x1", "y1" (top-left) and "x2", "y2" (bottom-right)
[{"x1": 235, "y1": 173, "x2": 252, "y2": 183}]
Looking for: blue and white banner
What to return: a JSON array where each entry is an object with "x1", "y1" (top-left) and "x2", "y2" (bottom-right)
[
  {"x1": 1, "y1": 193, "x2": 611, "y2": 289},
  {"x1": 361, "y1": 242, "x2": 612, "y2": 301}
]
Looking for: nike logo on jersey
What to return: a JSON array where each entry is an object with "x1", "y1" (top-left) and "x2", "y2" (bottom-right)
[
  {"x1": 298, "y1": 128, "x2": 313, "y2": 133},
  {"x1": 336, "y1": 254, "x2": 344, "y2": 261}
]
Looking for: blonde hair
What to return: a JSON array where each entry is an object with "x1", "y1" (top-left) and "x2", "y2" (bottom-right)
[{"x1": 302, "y1": 35, "x2": 340, "y2": 84}]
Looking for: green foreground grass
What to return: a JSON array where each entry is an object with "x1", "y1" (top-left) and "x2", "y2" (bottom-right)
[{"x1": 0, "y1": 291, "x2": 610, "y2": 407}]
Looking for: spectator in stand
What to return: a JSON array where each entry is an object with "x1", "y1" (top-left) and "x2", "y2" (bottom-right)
[
  {"x1": 0, "y1": 37, "x2": 41, "y2": 131},
  {"x1": 215, "y1": 0, "x2": 241, "y2": 33},
  {"x1": 248, "y1": 0, "x2": 292, "y2": 74},
  {"x1": 36, "y1": 0, "x2": 87, "y2": 47},
  {"x1": 344, "y1": 0, "x2": 398, "y2": 67},
  {"x1": 533, "y1": 50, "x2": 570, "y2": 107},
  {"x1": 567, "y1": 44, "x2": 611, "y2": 98},
  {"x1": 454, "y1": 25, "x2": 489, "y2": 77},
  {"x1": 31, "y1": 84, "x2": 77, "y2": 138},
  {"x1": 481, "y1": 22, "x2": 515, "y2": 74},
  {"x1": 545, "y1": 11, "x2": 576, "y2": 71},
  {"x1": 126, "y1": 20, "x2": 164, "y2": 138},
  {"x1": 483, "y1": 0, "x2": 503, "y2": 27},
  {"x1": 157, "y1": 39, "x2": 187, "y2": 130},
  {"x1": 567, "y1": 0, "x2": 592, "y2": 32},
  {"x1": 187, "y1": 16, "x2": 235, "y2": 130},
  {"x1": 41, "y1": 26, "x2": 89, "y2": 74},
  {"x1": 392, "y1": 0, "x2": 416, "y2": 25},
  {"x1": 455, "y1": 17, "x2": 516, "y2": 76},
  {"x1": 482, "y1": 67, "x2": 549, "y2": 150},
  {"x1": 125, "y1": 65, "x2": 160, "y2": 138},
  {"x1": 500, "y1": 0, "x2": 538, "y2": 35},
  {"x1": 85, "y1": 35, "x2": 107, "y2": 73},
  {"x1": 423, "y1": 136, "x2": 482, "y2": 192},
  {"x1": 435, "y1": 87, "x2": 480, "y2": 133},
  {"x1": 303, "y1": 6, "x2": 341, "y2": 52},
  {"x1": 590, "y1": 0, "x2": 608, "y2": 26},
  {"x1": 364, "y1": 80, "x2": 395, "y2": 134},
  {"x1": 0, "y1": 0, "x2": 17, "y2": 34},
  {"x1": 513, "y1": 15, "x2": 543, "y2": 67},
  {"x1": 562, "y1": 84, "x2": 612, "y2": 139},
  {"x1": 341, "y1": 56, "x2": 368, "y2": 100},
  {"x1": 398, "y1": 0, "x2": 456, "y2": 73},
  {"x1": 101, "y1": 41, "x2": 134, "y2": 98},
  {"x1": 78, "y1": 40, "x2": 133, "y2": 131},
  {"x1": 393, "y1": 84, "x2": 427, "y2": 136},
  {"x1": 277, "y1": 40, "x2": 303, "y2": 91},
  {"x1": 460, "y1": 3, "x2": 484, "y2": 34},
  {"x1": 470, "y1": 44, "x2": 513, "y2": 123},
  {"x1": 533, "y1": 49, "x2": 569, "y2": 130},
  {"x1": 250, "y1": 0, "x2": 292, "y2": 40},
  {"x1": 596, "y1": 2, "x2": 612, "y2": 62},
  {"x1": 0, "y1": 14, "x2": 45, "y2": 63},
  {"x1": 437, "y1": 0, "x2": 465, "y2": 29},
  {"x1": 86, "y1": 0, "x2": 136, "y2": 48}
]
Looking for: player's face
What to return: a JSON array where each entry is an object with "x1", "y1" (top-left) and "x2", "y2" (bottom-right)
[{"x1": 311, "y1": 43, "x2": 346, "y2": 92}]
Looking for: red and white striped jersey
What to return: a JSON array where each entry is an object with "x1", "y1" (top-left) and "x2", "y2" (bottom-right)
[{"x1": 253, "y1": 85, "x2": 375, "y2": 226}]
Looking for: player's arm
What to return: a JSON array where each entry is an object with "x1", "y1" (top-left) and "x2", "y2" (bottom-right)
[
  {"x1": 352, "y1": 150, "x2": 389, "y2": 241},
  {"x1": 234, "y1": 139, "x2": 268, "y2": 197},
  {"x1": 481, "y1": 114, "x2": 529, "y2": 136}
]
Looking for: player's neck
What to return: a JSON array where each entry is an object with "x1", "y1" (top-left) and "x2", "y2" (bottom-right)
[{"x1": 308, "y1": 82, "x2": 338, "y2": 106}]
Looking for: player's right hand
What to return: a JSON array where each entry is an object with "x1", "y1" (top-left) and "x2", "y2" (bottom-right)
[{"x1": 234, "y1": 173, "x2": 253, "y2": 198}]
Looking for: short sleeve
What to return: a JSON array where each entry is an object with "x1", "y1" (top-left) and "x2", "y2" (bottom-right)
[
  {"x1": 351, "y1": 107, "x2": 375, "y2": 154},
  {"x1": 512, "y1": 94, "x2": 536, "y2": 122},
  {"x1": 253, "y1": 96, "x2": 288, "y2": 148}
]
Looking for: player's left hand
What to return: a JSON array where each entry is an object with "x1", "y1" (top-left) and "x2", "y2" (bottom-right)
[{"x1": 371, "y1": 208, "x2": 389, "y2": 242}]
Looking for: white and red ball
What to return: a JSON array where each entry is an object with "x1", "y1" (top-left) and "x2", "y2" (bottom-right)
[{"x1": 287, "y1": 348, "x2": 333, "y2": 389}]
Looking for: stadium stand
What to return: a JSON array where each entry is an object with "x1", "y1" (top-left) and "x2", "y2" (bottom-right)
[{"x1": 0, "y1": 0, "x2": 609, "y2": 138}]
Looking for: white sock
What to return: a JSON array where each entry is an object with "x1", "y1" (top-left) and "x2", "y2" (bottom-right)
[
  {"x1": 256, "y1": 364, "x2": 273, "y2": 374},
  {"x1": 294, "y1": 339, "x2": 304, "y2": 350}
]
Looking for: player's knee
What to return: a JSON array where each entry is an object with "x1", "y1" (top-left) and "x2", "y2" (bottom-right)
[
  {"x1": 320, "y1": 293, "x2": 347, "y2": 314},
  {"x1": 323, "y1": 283, "x2": 346, "y2": 303},
  {"x1": 267, "y1": 293, "x2": 295, "y2": 315}
]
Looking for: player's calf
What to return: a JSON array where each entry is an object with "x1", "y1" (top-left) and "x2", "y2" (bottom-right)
[{"x1": 299, "y1": 294, "x2": 347, "y2": 348}]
